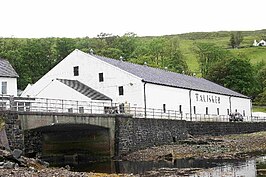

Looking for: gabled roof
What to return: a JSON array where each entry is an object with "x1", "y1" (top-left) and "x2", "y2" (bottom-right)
[
  {"x1": 91, "y1": 54, "x2": 248, "y2": 98},
  {"x1": 57, "y1": 79, "x2": 112, "y2": 101},
  {"x1": 0, "y1": 58, "x2": 19, "y2": 78}
]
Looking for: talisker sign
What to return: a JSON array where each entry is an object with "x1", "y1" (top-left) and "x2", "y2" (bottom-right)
[{"x1": 195, "y1": 93, "x2": 221, "y2": 104}]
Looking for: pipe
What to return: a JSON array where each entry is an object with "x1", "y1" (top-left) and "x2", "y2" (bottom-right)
[
  {"x1": 229, "y1": 96, "x2": 232, "y2": 113},
  {"x1": 189, "y1": 90, "x2": 192, "y2": 121},
  {"x1": 143, "y1": 81, "x2": 147, "y2": 118}
]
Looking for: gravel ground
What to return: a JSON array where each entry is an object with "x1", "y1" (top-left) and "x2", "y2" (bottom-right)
[{"x1": 124, "y1": 131, "x2": 266, "y2": 161}]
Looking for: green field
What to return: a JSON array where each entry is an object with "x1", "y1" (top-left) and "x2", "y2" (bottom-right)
[{"x1": 171, "y1": 30, "x2": 266, "y2": 72}]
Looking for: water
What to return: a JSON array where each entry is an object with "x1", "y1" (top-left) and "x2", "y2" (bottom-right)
[{"x1": 45, "y1": 155, "x2": 266, "y2": 176}]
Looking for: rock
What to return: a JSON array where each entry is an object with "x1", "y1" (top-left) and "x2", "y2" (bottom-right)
[
  {"x1": 12, "y1": 149, "x2": 22, "y2": 159},
  {"x1": 36, "y1": 158, "x2": 49, "y2": 167},
  {"x1": 3, "y1": 161, "x2": 15, "y2": 169}
]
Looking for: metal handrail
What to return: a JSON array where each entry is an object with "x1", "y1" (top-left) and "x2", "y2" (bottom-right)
[{"x1": 0, "y1": 95, "x2": 265, "y2": 122}]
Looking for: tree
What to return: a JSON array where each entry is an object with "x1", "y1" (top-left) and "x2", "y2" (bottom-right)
[
  {"x1": 114, "y1": 32, "x2": 138, "y2": 60},
  {"x1": 166, "y1": 50, "x2": 188, "y2": 73},
  {"x1": 206, "y1": 57, "x2": 257, "y2": 96},
  {"x1": 229, "y1": 31, "x2": 243, "y2": 49},
  {"x1": 195, "y1": 43, "x2": 230, "y2": 77}
]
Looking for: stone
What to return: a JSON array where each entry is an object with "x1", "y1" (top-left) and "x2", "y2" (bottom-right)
[
  {"x1": 12, "y1": 149, "x2": 22, "y2": 159},
  {"x1": 3, "y1": 161, "x2": 15, "y2": 169}
]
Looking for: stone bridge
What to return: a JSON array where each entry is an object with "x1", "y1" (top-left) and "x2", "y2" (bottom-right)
[{"x1": 1, "y1": 111, "x2": 266, "y2": 160}]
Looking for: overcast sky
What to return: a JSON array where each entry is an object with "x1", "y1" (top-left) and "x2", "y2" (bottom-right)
[{"x1": 0, "y1": 0, "x2": 265, "y2": 38}]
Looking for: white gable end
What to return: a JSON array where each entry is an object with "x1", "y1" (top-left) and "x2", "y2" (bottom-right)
[{"x1": 22, "y1": 49, "x2": 144, "y2": 107}]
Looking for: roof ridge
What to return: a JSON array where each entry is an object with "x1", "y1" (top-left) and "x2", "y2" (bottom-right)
[{"x1": 92, "y1": 54, "x2": 196, "y2": 78}]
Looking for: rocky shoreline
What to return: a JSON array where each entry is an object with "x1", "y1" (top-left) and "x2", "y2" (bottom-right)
[
  {"x1": 124, "y1": 131, "x2": 266, "y2": 162},
  {"x1": 0, "y1": 131, "x2": 265, "y2": 176}
]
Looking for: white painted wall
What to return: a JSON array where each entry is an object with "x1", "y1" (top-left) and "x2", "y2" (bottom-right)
[
  {"x1": 22, "y1": 49, "x2": 144, "y2": 107},
  {"x1": 32, "y1": 79, "x2": 111, "y2": 114},
  {"x1": 145, "y1": 83, "x2": 251, "y2": 118},
  {"x1": 0, "y1": 77, "x2": 17, "y2": 96},
  {"x1": 37, "y1": 79, "x2": 91, "y2": 101},
  {"x1": 191, "y1": 91, "x2": 230, "y2": 116},
  {"x1": 145, "y1": 83, "x2": 190, "y2": 118},
  {"x1": 231, "y1": 97, "x2": 251, "y2": 117}
]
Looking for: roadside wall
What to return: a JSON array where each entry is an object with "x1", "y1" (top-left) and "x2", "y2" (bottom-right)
[
  {"x1": 187, "y1": 121, "x2": 266, "y2": 136},
  {"x1": 115, "y1": 118, "x2": 266, "y2": 155}
]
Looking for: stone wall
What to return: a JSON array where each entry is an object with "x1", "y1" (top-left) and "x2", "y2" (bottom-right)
[
  {"x1": 0, "y1": 112, "x2": 24, "y2": 151},
  {"x1": 115, "y1": 117, "x2": 188, "y2": 156},
  {"x1": 115, "y1": 117, "x2": 266, "y2": 156},
  {"x1": 187, "y1": 121, "x2": 266, "y2": 136}
]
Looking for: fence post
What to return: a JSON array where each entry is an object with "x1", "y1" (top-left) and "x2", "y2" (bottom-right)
[
  {"x1": 91, "y1": 101, "x2": 93, "y2": 114},
  {"x1": 77, "y1": 101, "x2": 79, "y2": 113},
  {"x1": 61, "y1": 100, "x2": 64, "y2": 113}
]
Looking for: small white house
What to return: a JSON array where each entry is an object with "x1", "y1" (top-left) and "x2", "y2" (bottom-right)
[
  {"x1": 22, "y1": 49, "x2": 251, "y2": 119},
  {"x1": 0, "y1": 58, "x2": 18, "y2": 96},
  {"x1": 253, "y1": 40, "x2": 266, "y2": 46}
]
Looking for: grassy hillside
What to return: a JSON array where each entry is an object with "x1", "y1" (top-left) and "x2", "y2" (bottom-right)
[{"x1": 168, "y1": 30, "x2": 266, "y2": 72}]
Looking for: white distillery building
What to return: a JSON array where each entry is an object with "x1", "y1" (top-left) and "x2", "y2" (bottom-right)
[{"x1": 21, "y1": 49, "x2": 251, "y2": 119}]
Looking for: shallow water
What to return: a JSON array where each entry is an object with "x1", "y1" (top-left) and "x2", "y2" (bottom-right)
[{"x1": 45, "y1": 155, "x2": 266, "y2": 176}]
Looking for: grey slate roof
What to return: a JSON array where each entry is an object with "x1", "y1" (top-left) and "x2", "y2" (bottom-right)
[
  {"x1": 92, "y1": 54, "x2": 248, "y2": 98},
  {"x1": 0, "y1": 58, "x2": 19, "y2": 78},
  {"x1": 57, "y1": 79, "x2": 112, "y2": 101}
]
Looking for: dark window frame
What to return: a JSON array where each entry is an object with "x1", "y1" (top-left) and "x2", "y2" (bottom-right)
[
  {"x1": 99, "y1": 73, "x2": 104, "y2": 82},
  {"x1": 118, "y1": 86, "x2": 124, "y2": 96},
  {"x1": 73, "y1": 66, "x2": 79, "y2": 76},
  {"x1": 163, "y1": 104, "x2": 166, "y2": 113}
]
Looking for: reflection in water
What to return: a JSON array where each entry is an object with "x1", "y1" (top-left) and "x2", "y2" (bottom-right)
[
  {"x1": 190, "y1": 159, "x2": 256, "y2": 177},
  {"x1": 45, "y1": 155, "x2": 266, "y2": 176}
]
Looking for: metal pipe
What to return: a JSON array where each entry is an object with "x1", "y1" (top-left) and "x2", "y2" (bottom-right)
[{"x1": 143, "y1": 81, "x2": 147, "y2": 118}]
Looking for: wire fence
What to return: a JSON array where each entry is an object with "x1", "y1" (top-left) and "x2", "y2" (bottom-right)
[{"x1": 0, "y1": 95, "x2": 265, "y2": 122}]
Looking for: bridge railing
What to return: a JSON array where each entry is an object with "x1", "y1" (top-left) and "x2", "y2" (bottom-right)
[{"x1": 0, "y1": 95, "x2": 265, "y2": 122}]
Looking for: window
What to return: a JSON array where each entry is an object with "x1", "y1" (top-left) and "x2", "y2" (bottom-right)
[
  {"x1": 73, "y1": 66, "x2": 79, "y2": 76},
  {"x1": 68, "y1": 108, "x2": 73, "y2": 113},
  {"x1": 179, "y1": 105, "x2": 182, "y2": 113},
  {"x1": 25, "y1": 102, "x2": 30, "y2": 112},
  {"x1": 99, "y1": 73, "x2": 104, "y2": 82},
  {"x1": 79, "y1": 107, "x2": 84, "y2": 113},
  {"x1": 217, "y1": 108, "x2": 219, "y2": 115},
  {"x1": 2, "y1": 82, "x2": 7, "y2": 94},
  {"x1": 206, "y1": 107, "x2": 208, "y2": 115},
  {"x1": 163, "y1": 104, "x2": 166, "y2": 113},
  {"x1": 118, "y1": 86, "x2": 124, "y2": 96},
  {"x1": 193, "y1": 106, "x2": 196, "y2": 114}
]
